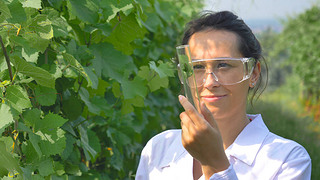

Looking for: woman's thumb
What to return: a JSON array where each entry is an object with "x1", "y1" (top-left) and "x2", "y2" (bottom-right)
[{"x1": 200, "y1": 101, "x2": 218, "y2": 129}]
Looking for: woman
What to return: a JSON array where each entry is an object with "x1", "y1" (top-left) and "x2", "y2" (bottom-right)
[{"x1": 136, "y1": 11, "x2": 311, "y2": 180}]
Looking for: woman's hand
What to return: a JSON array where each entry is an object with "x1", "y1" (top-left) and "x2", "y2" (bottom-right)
[{"x1": 178, "y1": 95, "x2": 230, "y2": 178}]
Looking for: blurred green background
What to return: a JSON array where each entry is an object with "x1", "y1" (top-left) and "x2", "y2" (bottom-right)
[{"x1": 0, "y1": 0, "x2": 319, "y2": 179}]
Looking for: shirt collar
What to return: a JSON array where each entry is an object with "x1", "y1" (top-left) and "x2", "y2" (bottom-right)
[{"x1": 225, "y1": 114, "x2": 269, "y2": 166}]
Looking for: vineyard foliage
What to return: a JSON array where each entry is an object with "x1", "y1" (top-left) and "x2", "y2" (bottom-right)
[
  {"x1": 273, "y1": 5, "x2": 320, "y2": 120},
  {"x1": 0, "y1": 0, "x2": 203, "y2": 179}
]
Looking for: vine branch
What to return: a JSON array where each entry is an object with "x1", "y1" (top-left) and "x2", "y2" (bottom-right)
[{"x1": 0, "y1": 35, "x2": 13, "y2": 82}]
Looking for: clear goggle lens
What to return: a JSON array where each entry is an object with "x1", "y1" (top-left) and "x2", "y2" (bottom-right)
[{"x1": 178, "y1": 57, "x2": 256, "y2": 87}]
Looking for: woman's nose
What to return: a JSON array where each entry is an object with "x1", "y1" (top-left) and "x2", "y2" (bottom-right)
[{"x1": 203, "y1": 72, "x2": 220, "y2": 88}]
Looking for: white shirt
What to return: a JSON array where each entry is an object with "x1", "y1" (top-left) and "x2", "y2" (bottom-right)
[{"x1": 135, "y1": 114, "x2": 311, "y2": 180}]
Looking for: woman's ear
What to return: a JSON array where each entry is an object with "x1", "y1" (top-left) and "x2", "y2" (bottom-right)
[{"x1": 249, "y1": 61, "x2": 261, "y2": 88}]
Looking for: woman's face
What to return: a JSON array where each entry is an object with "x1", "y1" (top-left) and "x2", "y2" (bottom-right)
[{"x1": 188, "y1": 29, "x2": 259, "y2": 119}]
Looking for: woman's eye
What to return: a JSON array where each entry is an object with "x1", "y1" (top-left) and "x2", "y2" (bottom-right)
[
  {"x1": 217, "y1": 63, "x2": 230, "y2": 68},
  {"x1": 193, "y1": 64, "x2": 205, "y2": 69}
]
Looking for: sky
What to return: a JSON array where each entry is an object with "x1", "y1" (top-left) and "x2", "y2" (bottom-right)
[{"x1": 204, "y1": 0, "x2": 319, "y2": 21}]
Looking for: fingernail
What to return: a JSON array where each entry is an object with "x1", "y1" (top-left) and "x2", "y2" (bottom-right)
[{"x1": 178, "y1": 95, "x2": 184, "y2": 101}]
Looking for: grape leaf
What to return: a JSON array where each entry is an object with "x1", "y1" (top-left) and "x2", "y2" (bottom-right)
[
  {"x1": 0, "y1": 104, "x2": 14, "y2": 135},
  {"x1": 28, "y1": 133, "x2": 42, "y2": 158},
  {"x1": 112, "y1": 81, "x2": 121, "y2": 98},
  {"x1": 79, "y1": 87, "x2": 110, "y2": 115},
  {"x1": 47, "y1": 0, "x2": 63, "y2": 9},
  {"x1": 148, "y1": 74, "x2": 169, "y2": 92},
  {"x1": 61, "y1": 92, "x2": 83, "y2": 121},
  {"x1": 69, "y1": 0, "x2": 99, "y2": 24},
  {"x1": 23, "y1": 109, "x2": 41, "y2": 128},
  {"x1": 9, "y1": 35, "x2": 39, "y2": 63},
  {"x1": 38, "y1": 158, "x2": 54, "y2": 176},
  {"x1": 0, "y1": 1, "x2": 11, "y2": 23},
  {"x1": 121, "y1": 76, "x2": 148, "y2": 99},
  {"x1": 107, "y1": 12, "x2": 147, "y2": 54},
  {"x1": 137, "y1": 65, "x2": 151, "y2": 80},
  {"x1": 28, "y1": 14, "x2": 53, "y2": 40},
  {"x1": 149, "y1": 61, "x2": 175, "y2": 78},
  {"x1": 22, "y1": 48, "x2": 39, "y2": 63},
  {"x1": 34, "y1": 86, "x2": 57, "y2": 106},
  {"x1": 11, "y1": 56, "x2": 55, "y2": 88},
  {"x1": 61, "y1": 134, "x2": 76, "y2": 160},
  {"x1": 90, "y1": 43, "x2": 136, "y2": 81},
  {"x1": 38, "y1": 128, "x2": 66, "y2": 156},
  {"x1": 63, "y1": 53, "x2": 97, "y2": 88},
  {"x1": 24, "y1": 33, "x2": 50, "y2": 53},
  {"x1": 35, "y1": 113, "x2": 67, "y2": 133},
  {"x1": 143, "y1": 13, "x2": 162, "y2": 33},
  {"x1": 0, "y1": 137, "x2": 13, "y2": 152},
  {"x1": 79, "y1": 125, "x2": 97, "y2": 161},
  {"x1": 0, "y1": 142, "x2": 22, "y2": 176},
  {"x1": 7, "y1": 0, "x2": 26, "y2": 23},
  {"x1": 21, "y1": 0, "x2": 42, "y2": 9},
  {"x1": 5, "y1": 85, "x2": 32, "y2": 113}
]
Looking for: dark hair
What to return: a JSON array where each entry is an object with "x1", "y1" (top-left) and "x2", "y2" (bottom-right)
[{"x1": 182, "y1": 11, "x2": 268, "y2": 105}]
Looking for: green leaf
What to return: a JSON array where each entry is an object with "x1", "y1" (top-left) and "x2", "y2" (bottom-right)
[
  {"x1": 121, "y1": 76, "x2": 148, "y2": 99},
  {"x1": 38, "y1": 158, "x2": 54, "y2": 176},
  {"x1": 61, "y1": 91, "x2": 83, "y2": 121},
  {"x1": 22, "y1": 48, "x2": 39, "y2": 63},
  {"x1": 154, "y1": 1, "x2": 175, "y2": 23},
  {"x1": 7, "y1": 0, "x2": 27, "y2": 23},
  {"x1": 96, "y1": 23, "x2": 112, "y2": 36},
  {"x1": 0, "y1": 141, "x2": 22, "y2": 176},
  {"x1": 121, "y1": 100, "x2": 134, "y2": 114},
  {"x1": 11, "y1": 56, "x2": 55, "y2": 88},
  {"x1": 47, "y1": 0, "x2": 63, "y2": 9},
  {"x1": 0, "y1": 1, "x2": 11, "y2": 23},
  {"x1": 38, "y1": 128, "x2": 66, "y2": 156},
  {"x1": 35, "y1": 113, "x2": 68, "y2": 133},
  {"x1": 5, "y1": 85, "x2": 32, "y2": 113},
  {"x1": 87, "y1": 129, "x2": 101, "y2": 154},
  {"x1": 79, "y1": 87, "x2": 110, "y2": 115},
  {"x1": 143, "y1": 13, "x2": 162, "y2": 32},
  {"x1": 90, "y1": 43, "x2": 135, "y2": 81},
  {"x1": 107, "y1": 12, "x2": 147, "y2": 54},
  {"x1": 69, "y1": 0, "x2": 99, "y2": 24},
  {"x1": 28, "y1": 133, "x2": 42, "y2": 158},
  {"x1": 121, "y1": 96, "x2": 144, "y2": 114},
  {"x1": 34, "y1": 86, "x2": 57, "y2": 106},
  {"x1": 149, "y1": 61, "x2": 175, "y2": 78},
  {"x1": 24, "y1": 33, "x2": 50, "y2": 53},
  {"x1": 110, "y1": 147, "x2": 123, "y2": 171},
  {"x1": 17, "y1": 121, "x2": 33, "y2": 133},
  {"x1": 0, "y1": 103, "x2": 14, "y2": 135},
  {"x1": 100, "y1": 0, "x2": 133, "y2": 21},
  {"x1": 23, "y1": 108, "x2": 41, "y2": 128},
  {"x1": 83, "y1": 66, "x2": 98, "y2": 89},
  {"x1": 137, "y1": 65, "x2": 151, "y2": 80},
  {"x1": 28, "y1": 14, "x2": 53, "y2": 40},
  {"x1": 88, "y1": 78, "x2": 110, "y2": 96},
  {"x1": 0, "y1": 137, "x2": 13, "y2": 152},
  {"x1": 148, "y1": 74, "x2": 169, "y2": 92},
  {"x1": 21, "y1": 0, "x2": 42, "y2": 9},
  {"x1": 112, "y1": 81, "x2": 121, "y2": 98},
  {"x1": 63, "y1": 53, "x2": 96, "y2": 88},
  {"x1": 9, "y1": 35, "x2": 39, "y2": 63},
  {"x1": 61, "y1": 134, "x2": 76, "y2": 160},
  {"x1": 79, "y1": 125, "x2": 97, "y2": 161}
]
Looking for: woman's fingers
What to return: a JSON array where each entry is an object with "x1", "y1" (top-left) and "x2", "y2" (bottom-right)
[
  {"x1": 200, "y1": 101, "x2": 219, "y2": 129},
  {"x1": 178, "y1": 95, "x2": 205, "y2": 127}
]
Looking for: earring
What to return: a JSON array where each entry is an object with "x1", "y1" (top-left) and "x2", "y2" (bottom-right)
[{"x1": 251, "y1": 82, "x2": 255, "y2": 86}]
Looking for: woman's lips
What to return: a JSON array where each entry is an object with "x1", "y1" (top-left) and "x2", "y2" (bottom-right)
[{"x1": 201, "y1": 95, "x2": 227, "y2": 102}]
